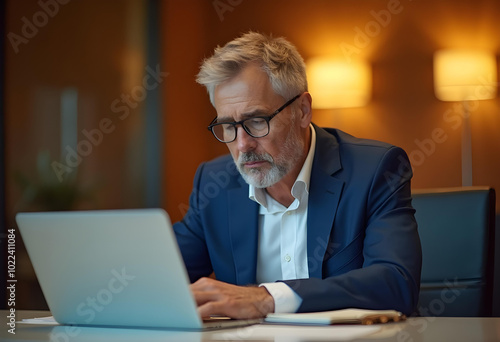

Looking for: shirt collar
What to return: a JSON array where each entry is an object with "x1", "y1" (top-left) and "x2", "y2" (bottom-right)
[{"x1": 249, "y1": 124, "x2": 317, "y2": 209}]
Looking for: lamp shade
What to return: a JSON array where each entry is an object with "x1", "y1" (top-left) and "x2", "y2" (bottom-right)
[
  {"x1": 307, "y1": 57, "x2": 371, "y2": 109},
  {"x1": 434, "y1": 50, "x2": 497, "y2": 101}
]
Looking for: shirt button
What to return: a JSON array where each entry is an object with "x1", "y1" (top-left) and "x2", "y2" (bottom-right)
[{"x1": 284, "y1": 254, "x2": 291, "y2": 262}]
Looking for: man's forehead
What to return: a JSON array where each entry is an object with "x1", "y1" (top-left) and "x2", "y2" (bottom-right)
[{"x1": 212, "y1": 64, "x2": 284, "y2": 120}]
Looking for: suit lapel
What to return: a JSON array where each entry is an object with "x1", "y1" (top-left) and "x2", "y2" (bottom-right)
[
  {"x1": 307, "y1": 126, "x2": 345, "y2": 278},
  {"x1": 227, "y1": 182, "x2": 259, "y2": 285}
]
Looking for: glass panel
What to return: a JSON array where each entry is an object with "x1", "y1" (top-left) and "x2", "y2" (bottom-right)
[{"x1": 4, "y1": 0, "x2": 157, "y2": 309}]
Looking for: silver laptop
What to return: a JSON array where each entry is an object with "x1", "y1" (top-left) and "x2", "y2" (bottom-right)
[{"x1": 16, "y1": 209, "x2": 261, "y2": 330}]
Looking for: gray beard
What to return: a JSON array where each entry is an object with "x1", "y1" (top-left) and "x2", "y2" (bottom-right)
[{"x1": 236, "y1": 127, "x2": 305, "y2": 188}]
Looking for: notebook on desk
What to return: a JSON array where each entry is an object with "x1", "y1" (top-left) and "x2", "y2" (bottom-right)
[{"x1": 15, "y1": 209, "x2": 261, "y2": 330}]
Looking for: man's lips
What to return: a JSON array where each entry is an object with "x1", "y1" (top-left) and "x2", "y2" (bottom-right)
[{"x1": 244, "y1": 160, "x2": 267, "y2": 168}]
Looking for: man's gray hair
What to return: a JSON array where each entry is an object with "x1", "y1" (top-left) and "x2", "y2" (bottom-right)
[{"x1": 196, "y1": 31, "x2": 308, "y2": 106}]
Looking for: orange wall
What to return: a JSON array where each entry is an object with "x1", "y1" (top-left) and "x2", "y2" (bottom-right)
[{"x1": 162, "y1": 0, "x2": 500, "y2": 222}]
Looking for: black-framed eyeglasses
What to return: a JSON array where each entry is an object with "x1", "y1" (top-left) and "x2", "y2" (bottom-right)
[{"x1": 207, "y1": 94, "x2": 301, "y2": 143}]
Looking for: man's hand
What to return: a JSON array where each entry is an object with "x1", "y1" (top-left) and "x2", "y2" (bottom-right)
[{"x1": 190, "y1": 277, "x2": 275, "y2": 319}]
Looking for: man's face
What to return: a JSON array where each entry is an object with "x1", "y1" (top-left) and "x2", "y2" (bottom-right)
[{"x1": 213, "y1": 63, "x2": 308, "y2": 188}]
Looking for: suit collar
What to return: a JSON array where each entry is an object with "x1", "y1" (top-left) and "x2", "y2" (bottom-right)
[{"x1": 311, "y1": 123, "x2": 342, "y2": 176}]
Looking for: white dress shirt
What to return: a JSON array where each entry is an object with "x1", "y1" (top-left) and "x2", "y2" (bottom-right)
[{"x1": 249, "y1": 125, "x2": 317, "y2": 313}]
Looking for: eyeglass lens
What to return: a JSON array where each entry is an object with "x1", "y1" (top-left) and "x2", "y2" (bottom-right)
[{"x1": 212, "y1": 117, "x2": 269, "y2": 142}]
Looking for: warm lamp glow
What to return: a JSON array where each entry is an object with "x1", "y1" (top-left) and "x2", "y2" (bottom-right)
[
  {"x1": 434, "y1": 50, "x2": 497, "y2": 101},
  {"x1": 433, "y1": 50, "x2": 498, "y2": 187},
  {"x1": 307, "y1": 58, "x2": 371, "y2": 109}
]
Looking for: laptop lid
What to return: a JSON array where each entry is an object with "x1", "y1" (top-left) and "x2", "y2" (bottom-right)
[{"x1": 16, "y1": 209, "x2": 257, "y2": 330}]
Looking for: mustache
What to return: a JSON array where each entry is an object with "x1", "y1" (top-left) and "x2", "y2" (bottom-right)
[{"x1": 238, "y1": 152, "x2": 274, "y2": 165}]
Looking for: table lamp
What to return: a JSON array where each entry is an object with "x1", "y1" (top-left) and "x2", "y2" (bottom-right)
[
  {"x1": 307, "y1": 57, "x2": 371, "y2": 109},
  {"x1": 433, "y1": 50, "x2": 497, "y2": 186}
]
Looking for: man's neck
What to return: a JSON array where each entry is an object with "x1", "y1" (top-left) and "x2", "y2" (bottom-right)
[{"x1": 265, "y1": 182, "x2": 296, "y2": 207}]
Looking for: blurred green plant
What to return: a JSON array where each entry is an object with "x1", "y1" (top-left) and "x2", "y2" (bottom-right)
[{"x1": 14, "y1": 150, "x2": 94, "y2": 211}]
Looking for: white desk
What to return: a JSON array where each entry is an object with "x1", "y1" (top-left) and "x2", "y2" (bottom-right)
[{"x1": 2, "y1": 310, "x2": 500, "y2": 341}]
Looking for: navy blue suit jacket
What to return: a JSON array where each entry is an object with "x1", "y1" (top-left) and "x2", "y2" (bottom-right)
[{"x1": 173, "y1": 125, "x2": 422, "y2": 315}]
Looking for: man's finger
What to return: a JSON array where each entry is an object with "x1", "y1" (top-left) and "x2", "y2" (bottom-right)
[
  {"x1": 190, "y1": 277, "x2": 219, "y2": 291},
  {"x1": 191, "y1": 290, "x2": 220, "y2": 306},
  {"x1": 197, "y1": 301, "x2": 227, "y2": 318}
]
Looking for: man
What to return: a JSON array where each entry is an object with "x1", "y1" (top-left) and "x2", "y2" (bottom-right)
[{"x1": 173, "y1": 32, "x2": 422, "y2": 319}]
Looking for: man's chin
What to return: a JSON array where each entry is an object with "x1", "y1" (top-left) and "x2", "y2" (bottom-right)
[
  {"x1": 240, "y1": 170, "x2": 267, "y2": 188},
  {"x1": 241, "y1": 170, "x2": 284, "y2": 189}
]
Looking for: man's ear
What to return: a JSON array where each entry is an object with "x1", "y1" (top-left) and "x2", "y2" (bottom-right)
[{"x1": 298, "y1": 92, "x2": 313, "y2": 128}]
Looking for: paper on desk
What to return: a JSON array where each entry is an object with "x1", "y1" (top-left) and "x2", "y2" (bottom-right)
[
  {"x1": 265, "y1": 308, "x2": 406, "y2": 325},
  {"x1": 19, "y1": 316, "x2": 59, "y2": 325}
]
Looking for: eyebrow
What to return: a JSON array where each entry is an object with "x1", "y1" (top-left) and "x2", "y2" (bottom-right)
[{"x1": 217, "y1": 109, "x2": 270, "y2": 123}]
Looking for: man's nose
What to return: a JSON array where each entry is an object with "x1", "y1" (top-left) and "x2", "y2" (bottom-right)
[{"x1": 235, "y1": 126, "x2": 257, "y2": 152}]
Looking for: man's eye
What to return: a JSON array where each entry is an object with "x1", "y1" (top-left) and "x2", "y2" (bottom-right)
[
  {"x1": 247, "y1": 118, "x2": 268, "y2": 130},
  {"x1": 250, "y1": 118, "x2": 266, "y2": 125},
  {"x1": 222, "y1": 124, "x2": 236, "y2": 132}
]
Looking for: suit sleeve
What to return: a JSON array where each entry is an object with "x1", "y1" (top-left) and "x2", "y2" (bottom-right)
[
  {"x1": 172, "y1": 162, "x2": 214, "y2": 283},
  {"x1": 283, "y1": 147, "x2": 422, "y2": 316}
]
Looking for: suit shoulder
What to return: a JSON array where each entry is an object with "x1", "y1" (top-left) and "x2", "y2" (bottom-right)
[
  {"x1": 204, "y1": 154, "x2": 234, "y2": 168},
  {"x1": 207, "y1": 154, "x2": 233, "y2": 166},
  {"x1": 337, "y1": 129, "x2": 395, "y2": 150},
  {"x1": 320, "y1": 127, "x2": 403, "y2": 154},
  {"x1": 196, "y1": 154, "x2": 241, "y2": 180}
]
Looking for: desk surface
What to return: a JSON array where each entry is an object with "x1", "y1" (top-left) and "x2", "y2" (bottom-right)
[{"x1": 2, "y1": 310, "x2": 500, "y2": 342}]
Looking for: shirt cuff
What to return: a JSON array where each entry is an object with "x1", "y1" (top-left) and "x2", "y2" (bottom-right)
[{"x1": 259, "y1": 282, "x2": 302, "y2": 313}]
